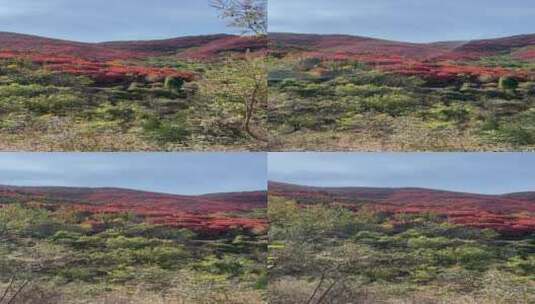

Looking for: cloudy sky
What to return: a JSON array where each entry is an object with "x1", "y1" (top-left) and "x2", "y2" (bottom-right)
[
  {"x1": 0, "y1": 0, "x2": 235, "y2": 42},
  {"x1": 0, "y1": 153, "x2": 266, "y2": 195},
  {"x1": 269, "y1": 153, "x2": 535, "y2": 195},
  {"x1": 269, "y1": 0, "x2": 535, "y2": 42}
]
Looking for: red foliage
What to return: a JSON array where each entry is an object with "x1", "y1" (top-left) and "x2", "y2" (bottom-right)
[
  {"x1": 269, "y1": 182, "x2": 535, "y2": 236},
  {"x1": 0, "y1": 186, "x2": 267, "y2": 235},
  {"x1": 0, "y1": 50, "x2": 195, "y2": 84},
  {"x1": 294, "y1": 51, "x2": 526, "y2": 82},
  {"x1": 177, "y1": 35, "x2": 267, "y2": 59},
  {"x1": 271, "y1": 33, "x2": 535, "y2": 82},
  {"x1": 514, "y1": 48, "x2": 535, "y2": 60},
  {"x1": 0, "y1": 32, "x2": 266, "y2": 84}
]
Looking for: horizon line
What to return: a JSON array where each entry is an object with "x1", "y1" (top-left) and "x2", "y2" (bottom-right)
[
  {"x1": 268, "y1": 180, "x2": 535, "y2": 196},
  {"x1": 0, "y1": 30, "x2": 247, "y2": 44},
  {"x1": 1, "y1": 30, "x2": 534, "y2": 45},
  {"x1": 268, "y1": 31, "x2": 535, "y2": 45},
  {"x1": 0, "y1": 183, "x2": 267, "y2": 197}
]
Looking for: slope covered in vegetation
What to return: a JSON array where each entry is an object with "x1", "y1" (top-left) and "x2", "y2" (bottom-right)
[
  {"x1": 0, "y1": 186, "x2": 267, "y2": 303},
  {"x1": 0, "y1": 32, "x2": 267, "y2": 151},
  {"x1": 268, "y1": 182, "x2": 535, "y2": 304},
  {"x1": 268, "y1": 33, "x2": 535, "y2": 151}
]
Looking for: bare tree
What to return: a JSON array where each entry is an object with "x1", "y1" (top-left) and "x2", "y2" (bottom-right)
[
  {"x1": 0, "y1": 276, "x2": 31, "y2": 304},
  {"x1": 208, "y1": 0, "x2": 268, "y2": 141},
  {"x1": 210, "y1": 0, "x2": 267, "y2": 35}
]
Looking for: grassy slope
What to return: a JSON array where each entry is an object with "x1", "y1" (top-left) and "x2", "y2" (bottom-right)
[
  {"x1": 0, "y1": 189, "x2": 268, "y2": 304},
  {"x1": 0, "y1": 33, "x2": 267, "y2": 151},
  {"x1": 268, "y1": 33, "x2": 535, "y2": 151},
  {"x1": 268, "y1": 195, "x2": 535, "y2": 304}
]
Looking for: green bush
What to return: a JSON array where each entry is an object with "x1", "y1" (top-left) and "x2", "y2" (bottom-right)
[
  {"x1": 30, "y1": 93, "x2": 82, "y2": 115},
  {"x1": 506, "y1": 256, "x2": 535, "y2": 276},
  {"x1": 499, "y1": 76, "x2": 519, "y2": 91},
  {"x1": 134, "y1": 246, "x2": 188, "y2": 269},
  {"x1": 142, "y1": 114, "x2": 191, "y2": 143},
  {"x1": 164, "y1": 76, "x2": 185, "y2": 91},
  {"x1": 427, "y1": 103, "x2": 471, "y2": 123},
  {"x1": 56, "y1": 267, "x2": 98, "y2": 282},
  {"x1": 0, "y1": 204, "x2": 63, "y2": 238},
  {"x1": 360, "y1": 93, "x2": 418, "y2": 116},
  {"x1": 106, "y1": 236, "x2": 156, "y2": 249},
  {"x1": 195, "y1": 255, "x2": 251, "y2": 277},
  {"x1": 124, "y1": 224, "x2": 196, "y2": 240}
]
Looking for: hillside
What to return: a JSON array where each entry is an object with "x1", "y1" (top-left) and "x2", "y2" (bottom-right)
[
  {"x1": 269, "y1": 32, "x2": 535, "y2": 82},
  {"x1": 0, "y1": 184, "x2": 267, "y2": 303},
  {"x1": 269, "y1": 32, "x2": 458, "y2": 58},
  {"x1": 269, "y1": 181, "x2": 535, "y2": 235},
  {"x1": 269, "y1": 181, "x2": 535, "y2": 303},
  {"x1": 0, "y1": 31, "x2": 268, "y2": 151},
  {"x1": 269, "y1": 32, "x2": 535, "y2": 59},
  {"x1": 0, "y1": 31, "x2": 266, "y2": 60},
  {"x1": 268, "y1": 32, "x2": 535, "y2": 151},
  {"x1": 0, "y1": 31, "x2": 265, "y2": 84},
  {"x1": 0, "y1": 185, "x2": 267, "y2": 234}
]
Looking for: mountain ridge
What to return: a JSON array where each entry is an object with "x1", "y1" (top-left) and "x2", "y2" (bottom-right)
[
  {"x1": 269, "y1": 181, "x2": 535, "y2": 235},
  {"x1": 0, "y1": 31, "x2": 266, "y2": 60},
  {"x1": 0, "y1": 185, "x2": 268, "y2": 234},
  {"x1": 0, "y1": 184, "x2": 267, "y2": 212},
  {"x1": 268, "y1": 32, "x2": 535, "y2": 71},
  {"x1": 268, "y1": 181, "x2": 535, "y2": 198}
]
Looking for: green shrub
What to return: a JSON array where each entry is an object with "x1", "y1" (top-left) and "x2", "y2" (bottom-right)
[
  {"x1": 427, "y1": 103, "x2": 471, "y2": 123},
  {"x1": 499, "y1": 76, "x2": 519, "y2": 91},
  {"x1": 195, "y1": 255, "x2": 250, "y2": 277},
  {"x1": 164, "y1": 76, "x2": 185, "y2": 91},
  {"x1": 134, "y1": 246, "x2": 188, "y2": 269},
  {"x1": 26, "y1": 93, "x2": 83, "y2": 115},
  {"x1": 506, "y1": 256, "x2": 535, "y2": 276},
  {"x1": 124, "y1": 224, "x2": 196, "y2": 240},
  {"x1": 142, "y1": 114, "x2": 191, "y2": 143},
  {"x1": 106, "y1": 236, "x2": 156, "y2": 249},
  {"x1": 455, "y1": 245, "x2": 495, "y2": 270},
  {"x1": 360, "y1": 93, "x2": 418, "y2": 116},
  {"x1": 0, "y1": 204, "x2": 62, "y2": 238},
  {"x1": 56, "y1": 267, "x2": 97, "y2": 282}
]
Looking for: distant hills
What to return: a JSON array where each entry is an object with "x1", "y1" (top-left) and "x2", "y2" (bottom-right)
[
  {"x1": 0, "y1": 31, "x2": 266, "y2": 60},
  {"x1": 269, "y1": 181, "x2": 535, "y2": 235},
  {"x1": 2, "y1": 31, "x2": 533, "y2": 62},
  {"x1": 0, "y1": 185, "x2": 267, "y2": 234},
  {"x1": 0, "y1": 184, "x2": 266, "y2": 212},
  {"x1": 269, "y1": 32, "x2": 535, "y2": 60},
  {"x1": 1, "y1": 31, "x2": 533, "y2": 83}
]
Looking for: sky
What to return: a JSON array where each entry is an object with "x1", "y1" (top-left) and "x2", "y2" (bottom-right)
[
  {"x1": 269, "y1": 0, "x2": 535, "y2": 42},
  {"x1": 269, "y1": 153, "x2": 535, "y2": 195},
  {"x1": 0, "y1": 153, "x2": 267, "y2": 195},
  {"x1": 0, "y1": 0, "x2": 236, "y2": 42}
]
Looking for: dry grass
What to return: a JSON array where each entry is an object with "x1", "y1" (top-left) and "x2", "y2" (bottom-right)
[
  {"x1": 268, "y1": 127, "x2": 532, "y2": 152},
  {"x1": 268, "y1": 270, "x2": 534, "y2": 304},
  {"x1": 3, "y1": 281, "x2": 265, "y2": 304},
  {"x1": 0, "y1": 119, "x2": 266, "y2": 152}
]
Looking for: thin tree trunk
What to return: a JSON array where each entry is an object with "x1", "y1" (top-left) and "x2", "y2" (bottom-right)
[
  {"x1": 0, "y1": 277, "x2": 15, "y2": 303},
  {"x1": 243, "y1": 86, "x2": 267, "y2": 142},
  {"x1": 316, "y1": 279, "x2": 338, "y2": 304},
  {"x1": 306, "y1": 272, "x2": 326, "y2": 304}
]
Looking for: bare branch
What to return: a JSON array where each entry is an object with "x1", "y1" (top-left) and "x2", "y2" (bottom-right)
[
  {"x1": 0, "y1": 276, "x2": 15, "y2": 303},
  {"x1": 316, "y1": 279, "x2": 338, "y2": 304},
  {"x1": 306, "y1": 272, "x2": 326, "y2": 304},
  {"x1": 210, "y1": 0, "x2": 267, "y2": 35},
  {"x1": 6, "y1": 279, "x2": 30, "y2": 304}
]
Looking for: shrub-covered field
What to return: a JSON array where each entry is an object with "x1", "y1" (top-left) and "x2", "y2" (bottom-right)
[
  {"x1": 0, "y1": 50, "x2": 267, "y2": 151},
  {"x1": 268, "y1": 35, "x2": 535, "y2": 151},
  {"x1": 0, "y1": 199, "x2": 267, "y2": 303},
  {"x1": 269, "y1": 196, "x2": 535, "y2": 304}
]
